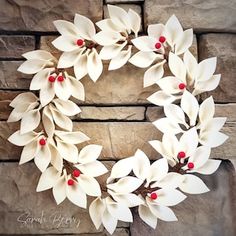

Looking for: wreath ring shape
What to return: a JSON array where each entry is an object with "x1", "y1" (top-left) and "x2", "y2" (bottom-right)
[{"x1": 7, "y1": 5, "x2": 228, "y2": 235}]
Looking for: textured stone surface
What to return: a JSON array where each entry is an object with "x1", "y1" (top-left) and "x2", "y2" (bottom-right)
[
  {"x1": 1, "y1": 121, "x2": 236, "y2": 161},
  {"x1": 0, "y1": 61, "x2": 31, "y2": 89},
  {"x1": 106, "y1": 0, "x2": 144, "y2": 2},
  {"x1": 199, "y1": 34, "x2": 236, "y2": 102},
  {"x1": 0, "y1": 0, "x2": 103, "y2": 32},
  {"x1": 40, "y1": 36, "x2": 61, "y2": 58},
  {"x1": 0, "y1": 36, "x2": 35, "y2": 58},
  {"x1": 144, "y1": 0, "x2": 236, "y2": 32},
  {"x1": 131, "y1": 160, "x2": 236, "y2": 236},
  {"x1": 146, "y1": 104, "x2": 236, "y2": 122},
  {"x1": 78, "y1": 106, "x2": 145, "y2": 121}
]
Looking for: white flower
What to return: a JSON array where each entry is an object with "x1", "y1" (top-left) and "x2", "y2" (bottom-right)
[
  {"x1": 94, "y1": 5, "x2": 141, "y2": 70},
  {"x1": 89, "y1": 196, "x2": 133, "y2": 234},
  {"x1": 149, "y1": 131, "x2": 222, "y2": 182},
  {"x1": 36, "y1": 145, "x2": 108, "y2": 208},
  {"x1": 130, "y1": 150, "x2": 186, "y2": 228},
  {"x1": 148, "y1": 51, "x2": 220, "y2": 106},
  {"x1": 52, "y1": 14, "x2": 102, "y2": 82},
  {"x1": 130, "y1": 15, "x2": 193, "y2": 87},
  {"x1": 152, "y1": 91, "x2": 228, "y2": 148},
  {"x1": 17, "y1": 50, "x2": 56, "y2": 74}
]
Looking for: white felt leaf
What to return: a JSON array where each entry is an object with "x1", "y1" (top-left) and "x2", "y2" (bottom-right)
[
  {"x1": 107, "y1": 4, "x2": 131, "y2": 31},
  {"x1": 181, "y1": 91, "x2": 199, "y2": 126},
  {"x1": 52, "y1": 175, "x2": 66, "y2": 205},
  {"x1": 93, "y1": 31, "x2": 121, "y2": 46},
  {"x1": 8, "y1": 130, "x2": 40, "y2": 146},
  {"x1": 67, "y1": 76, "x2": 85, "y2": 101},
  {"x1": 18, "y1": 59, "x2": 48, "y2": 74},
  {"x1": 48, "y1": 143, "x2": 63, "y2": 172},
  {"x1": 89, "y1": 198, "x2": 105, "y2": 229},
  {"x1": 108, "y1": 46, "x2": 131, "y2": 70},
  {"x1": 144, "y1": 61, "x2": 165, "y2": 87},
  {"x1": 128, "y1": 9, "x2": 141, "y2": 36},
  {"x1": 36, "y1": 167, "x2": 61, "y2": 192},
  {"x1": 138, "y1": 205, "x2": 157, "y2": 229},
  {"x1": 78, "y1": 145, "x2": 102, "y2": 164},
  {"x1": 148, "y1": 158, "x2": 168, "y2": 183},
  {"x1": 106, "y1": 201, "x2": 133, "y2": 222},
  {"x1": 96, "y1": 19, "x2": 121, "y2": 32},
  {"x1": 174, "y1": 29, "x2": 193, "y2": 55},
  {"x1": 147, "y1": 23, "x2": 165, "y2": 39},
  {"x1": 78, "y1": 175, "x2": 101, "y2": 196},
  {"x1": 30, "y1": 68, "x2": 53, "y2": 90},
  {"x1": 87, "y1": 49, "x2": 103, "y2": 82},
  {"x1": 77, "y1": 161, "x2": 108, "y2": 177},
  {"x1": 199, "y1": 96, "x2": 215, "y2": 125},
  {"x1": 183, "y1": 50, "x2": 197, "y2": 85},
  {"x1": 53, "y1": 99, "x2": 81, "y2": 116},
  {"x1": 52, "y1": 35, "x2": 78, "y2": 52},
  {"x1": 111, "y1": 193, "x2": 143, "y2": 208},
  {"x1": 131, "y1": 36, "x2": 157, "y2": 52},
  {"x1": 19, "y1": 140, "x2": 38, "y2": 165},
  {"x1": 54, "y1": 76, "x2": 71, "y2": 101},
  {"x1": 57, "y1": 49, "x2": 82, "y2": 68},
  {"x1": 10, "y1": 92, "x2": 38, "y2": 108},
  {"x1": 153, "y1": 117, "x2": 182, "y2": 135},
  {"x1": 109, "y1": 157, "x2": 134, "y2": 181},
  {"x1": 179, "y1": 174, "x2": 210, "y2": 194},
  {"x1": 197, "y1": 57, "x2": 217, "y2": 81},
  {"x1": 23, "y1": 50, "x2": 54, "y2": 61},
  {"x1": 55, "y1": 130, "x2": 89, "y2": 144},
  {"x1": 107, "y1": 176, "x2": 143, "y2": 194},
  {"x1": 66, "y1": 181, "x2": 87, "y2": 208},
  {"x1": 147, "y1": 91, "x2": 177, "y2": 106},
  {"x1": 99, "y1": 42, "x2": 126, "y2": 60},
  {"x1": 34, "y1": 144, "x2": 51, "y2": 172},
  {"x1": 157, "y1": 76, "x2": 183, "y2": 94},
  {"x1": 193, "y1": 159, "x2": 221, "y2": 175},
  {"x1": 169, "y1": 52, "x2": 186, "y2": 82},
  {"x1": 129, "y1": 51, "x2": 157, "y2": 69},
  {"x1": 133, "y1": 149, "x2": 150, "y2": 180},
  {"x1": 74, "y1": 52, "x2": 88, "y2": 80},
  {"x1": 20, "y1": 109, "x2": 40, "y2": 134},
  {"x1": 102, "y1": 208, "x2": 117, "y2": 235},
  {"x1": 199, "y1": 131, "x2": 228, "y2": 148},
  {"x1": 53, "y1": 20, "x2": 80, "y2": 37},
  {"x1": 74, "y1": 13, "x2": 96, "y2": 40},
  {"x1": 39, "y1": 81, "x2": 55, "y2": 107}
]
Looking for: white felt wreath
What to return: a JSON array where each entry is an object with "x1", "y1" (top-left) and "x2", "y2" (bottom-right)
[{"x1": 7, "y1": 5, "x2": 228, "y2": 235}]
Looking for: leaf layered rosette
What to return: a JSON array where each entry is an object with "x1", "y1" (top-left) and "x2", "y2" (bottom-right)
[{"x1": 7, "y1": 5, "x2": 229, "y2": 235}]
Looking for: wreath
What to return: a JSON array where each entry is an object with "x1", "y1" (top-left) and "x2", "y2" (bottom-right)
[{"x1": 7, "y1": 5, "x2": 228, "y2": 235}]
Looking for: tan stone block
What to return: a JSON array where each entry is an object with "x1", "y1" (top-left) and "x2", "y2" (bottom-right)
[
  {"x1": 0, "y1": 36, "x2": 35, "y2": 58},
  {"x1": 199, "y1": 34, "x2": 236, "y2": 102},
  {"x1": 144, "y1": 0, "x2": 236, "y2": 32},
  {"x1": 0, "y1": 0, "x2": 103, "y2": 31}
]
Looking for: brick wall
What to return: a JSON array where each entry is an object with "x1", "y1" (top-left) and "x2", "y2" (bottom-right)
[{"x1": 0, "y1": 0, "x2": 235, "y2": 235}]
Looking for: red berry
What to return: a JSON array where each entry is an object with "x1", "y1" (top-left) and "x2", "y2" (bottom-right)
[
  {"x1": 57, "y1": 75, "x2": 64, "y2": 82},
  {"x1": 39, "y1": 138, "x2": 46, "y2": 146},
  {"x1": 159, "y1": 36, "x2": 166, "y2": 43},
  {"x1": 76, "y1": 39, "x2": 84, "y2": 47},
  {"x1": 188, "y1": 162, "x2": 194, "y2": 169},
  {"x1": 155, "y1": 42, "x2": 161, "y2": 49},
  {"x1": 67, "y1": 179, "x2": 74, "y2": 186},
  {"x1": 178, "y1": 151, "x2": 186, "y2": 159},
  {"x1": 48, "y1": 75, "x2": 56, "y2": 83},
  {"x1": 150, "y1": 192, "x2": 158, "y2": 200},
  {"x1": 179, "y1": 83, "x2": 186, "y2": 90},
  {"x1": 73, "y1": 169, "x2": 81, "y2": 178}
]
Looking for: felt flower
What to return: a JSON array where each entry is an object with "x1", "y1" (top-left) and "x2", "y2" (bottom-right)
[
  {"x1": 89, "y1": 196, "x2": 133, "y2": 234},
  {"x1": 130, "y1": 15, "x2": 193, "y2": 87},
  {"x1": 94, "y1": 5, "x2": 141, "y2": 70},
  {"x1": 152, "y1": 91, "x2": 228, "y2": 148},
  {"x1": 149, "y1": 131, "x2": 222, "y2": 182},
  {"x1": 148, "y1": 51, "x2": 220, "y2": 106},
  {"x1": 36, "y1": 146, "x2": 108, "y2": 208},
  {"x1": 52, "y1": 14, "x2": 102, "y2": 82},
  {"x1": 30, "y1": 71, "x2": 85, "y2": 107},
  {"x1": 130, "y1": 150, "x2": 186, "y2": 228}
]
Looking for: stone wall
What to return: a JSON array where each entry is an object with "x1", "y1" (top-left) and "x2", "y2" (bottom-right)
[{"x1": 0, "y1": 0, "x2": 235, "y2": 235}]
